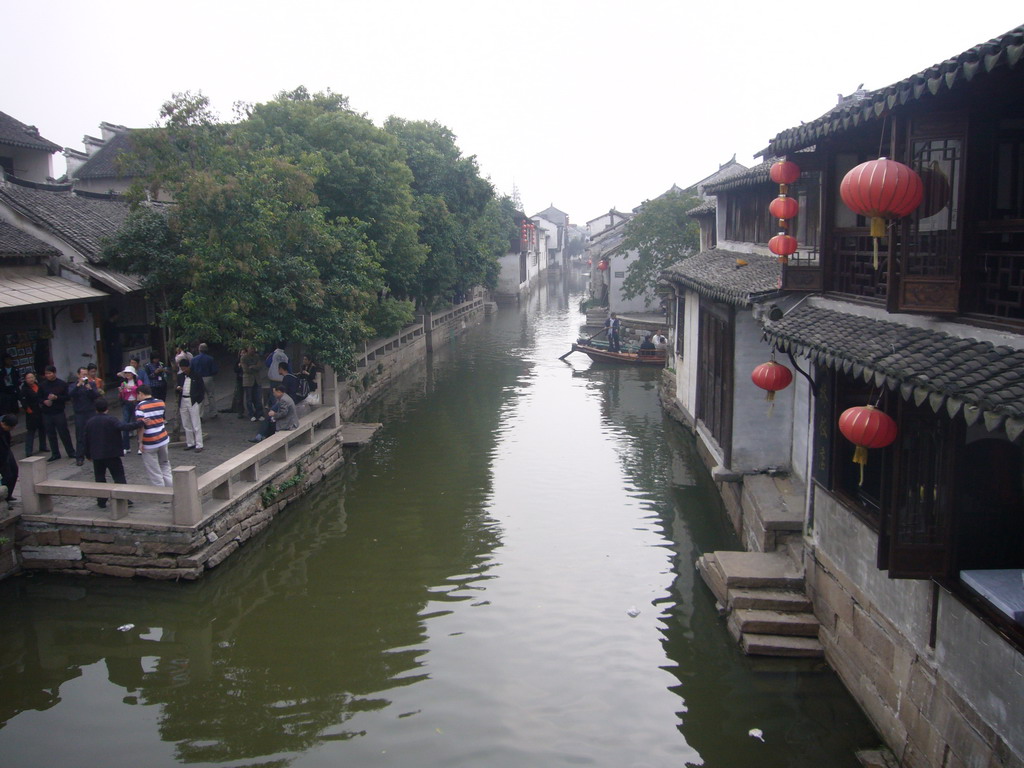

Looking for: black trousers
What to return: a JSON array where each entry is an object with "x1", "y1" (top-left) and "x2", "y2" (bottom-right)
[
  {"x1": 42, "y1": 411, "x2": 75, "y2": 458},
  {"x1": 74, "y1": 412, "x2": 92, "y2": 460},
  {"x1": 92, "y1": 457, "x2": 127, "y2": 507},
  {"x1": 24, "y1": 413, "x2": 47, "y2": 456},
  {"x1": 1, "y1": 455, "x2": 16, "y2": 500}
]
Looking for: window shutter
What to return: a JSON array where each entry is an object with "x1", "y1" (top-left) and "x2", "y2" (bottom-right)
[{"x1": 885, "y1": 405, "x2": 957, "y2": 579}]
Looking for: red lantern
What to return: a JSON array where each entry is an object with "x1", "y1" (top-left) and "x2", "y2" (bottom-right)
[
  {"x1": 769, "y1": 234, "x2": 798, "y2": 257},
  {"x1": 770, "y1": 160, "x2": 801, "y2": 186},
  {"x1": 597, "y1": 259, "x2": 608, "y2": 271},
  {"x1": 769, "y1": 195, "x2": 799, "y2": 221},
  {"x1": 840, "y1": 157, "x2": 924, "y2": 269},
  {"x1": 751, "y1": 360, "x2": 793, "y2": 403},
  {"x1": 838, "y1": 405, "x2": 898, "y2": 484}
]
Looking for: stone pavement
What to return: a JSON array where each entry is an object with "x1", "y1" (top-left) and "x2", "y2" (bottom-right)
[
  {"x1": 35, "y1": 409, "x2": 265, "y2": 485},
  {"x1": 9, "y1": 389, "x2": 296, "y2": 520}
]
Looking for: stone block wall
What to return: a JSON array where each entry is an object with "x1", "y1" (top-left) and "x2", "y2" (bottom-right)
[
  {"x1": 14, "y1": 429, "x2": 347, "y2": 581},
  {"x1": 0, "y1": 514, "x2": 17, "y2": 579},
  {"x1": 808, "y1": 492, "x2": 1024, "y2": 768}
]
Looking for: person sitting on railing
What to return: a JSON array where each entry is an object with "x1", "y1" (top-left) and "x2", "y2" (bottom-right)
[
  {"x1": 248, "y1": 385, "x2": 298, "y2": 443},
  {"x1": 83, "y1": 399, "x2": 134, "y2": 510},
  {"x1": 298, "y1": 355, "x2": 319, "y2": 392}
]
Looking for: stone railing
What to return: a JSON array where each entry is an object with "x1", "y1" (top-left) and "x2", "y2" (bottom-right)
[
  {"x1": 355, "y1": 322, "x2": 425, "y2": 371},
  {"x1": 18, "y1": 406, "x2": 340, "y2": 529},
  {"x1": 421, "y1": 297, "x2": 485, "y2": 331}
]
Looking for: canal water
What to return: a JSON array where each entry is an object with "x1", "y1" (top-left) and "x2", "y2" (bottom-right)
[{"x1": 0, "y1": 271, "x2": 879, "y2": 767}]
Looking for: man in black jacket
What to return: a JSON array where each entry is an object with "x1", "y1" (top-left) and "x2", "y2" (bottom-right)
[
  {"x1": 68, "y1": 366, "x2": 102, "y2": 466},
  {"x1": 83, "y1": 399, "x2": 132, "y2": 509},
  {"x1": 38, "y1": 366, "x2": 75, "y2": 462}
]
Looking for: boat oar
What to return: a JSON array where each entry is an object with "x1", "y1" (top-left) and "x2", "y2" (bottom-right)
[{"x1": 559, "y1": 327, "x2": 605, "y2": 360}]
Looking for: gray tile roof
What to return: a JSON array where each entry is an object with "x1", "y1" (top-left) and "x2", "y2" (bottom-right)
[
  {"x1": 533, "y1": 205, "x2": 569, "y2": 226},
  {"x1": 768, "y1": 24, "x2": 1024, "y2": 156},
  {"x1": 687, "y1": 200, "x2": 716, "y2": 218},
  {"x1": 702, "y1": 161, "x2": 772, "y2": 195},
  {"x1": 661, "y1": 249, "x2": 781, "y2": 307},
  {"x1": 74, "y1": 130, "x2": 140, "y2": 180},
  {"x1": 0, "y1": 220, "x2": 60, "y2": 258},
  {"x1": 0, "y1": 111, "x2": 62, "y2": 153},
  {"x1": 0, "y1": 179, "x2": 129, "y2": 262},
  {"x1": 764, "y1": 304, "x2": 1024, "y2": 440},
  {"x1": 686, "y1": 157, "x2": 749, "y2": 196}
]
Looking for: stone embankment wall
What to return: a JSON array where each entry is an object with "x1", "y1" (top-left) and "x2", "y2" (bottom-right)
[{"x1": 15, "y1": 430, "x2": 346, "y2": 580}]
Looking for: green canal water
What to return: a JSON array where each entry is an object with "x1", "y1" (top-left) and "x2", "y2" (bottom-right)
[{"x1": 0, "y1": 272, "x2": 879, "y2": 767}]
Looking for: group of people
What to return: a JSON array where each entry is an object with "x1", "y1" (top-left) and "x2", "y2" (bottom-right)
[
  {"x1": 0, "y1": 342, "x2": 322, "y2": 510},
  {"x1": 0, "y1": 352, "x2": 186, "y2": 509},
  {"x1": 241, "y1": 347, "x2": 319, "y2": 444},
  {"x1": 602, "y1": 315, "x2": 669, "y2": 354}
]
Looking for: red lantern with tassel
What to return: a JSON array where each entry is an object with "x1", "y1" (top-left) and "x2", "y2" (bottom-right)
[
  {"x1": 838, "y1": 405, "x2": 898, "y2": 485},
  {"x1": 839, "y1": 157, "x2": 924, "y2": 270},
  {"x1": 769, "y1": 234, "x2": 798, "y2": 257},
  {"x1": 751, "y1": 360, "x2": 793, "y2": 403}
]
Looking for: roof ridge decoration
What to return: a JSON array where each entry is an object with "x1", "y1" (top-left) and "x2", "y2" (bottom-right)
[
  {"x1": 763, "y1": 303, "x2": 1024, "y2": 441},
  {"x1": 661, "y1": 249, "x2": 781, "y2": 308},
  {"x1": 702, "y1": 161, "x2": 772, "y2": 195},
  {"x1": 768, "y1": 24, "x2": 1024, "y2": 155}
]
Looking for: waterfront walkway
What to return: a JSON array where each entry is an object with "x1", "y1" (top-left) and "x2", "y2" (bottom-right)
[{"x1": 11, "y1": 403, "x2": 378, "y2": 527}]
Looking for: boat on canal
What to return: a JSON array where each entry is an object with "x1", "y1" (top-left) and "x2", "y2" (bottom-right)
[{"x1": 569, "y1": 338, "x2": 666, "y2": 365}]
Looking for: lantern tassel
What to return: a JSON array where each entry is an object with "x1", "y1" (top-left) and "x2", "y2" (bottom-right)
[
  {"x1": 852, "y1": 445, "x2": 868, "y2": 485},
  {"x1": 870, "y1": 217, "x2": 886, "y2": 271}
]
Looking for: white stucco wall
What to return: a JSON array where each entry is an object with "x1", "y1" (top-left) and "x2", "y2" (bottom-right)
[
  {"x1": 608, "y1": 249, "x2": 659, "y2": 314},
  {"x1": 2, "y1": 146, "x2": 54, "y2": 183},
  {"x1": 494, "y1": 250, "x2": 541, "y2": 297},
  {"x1": 673, "y1": 289, "x2": 701, "y2": 421},
  {"x1": 50, "y1": 306, "x2": 99, "y2": 380},
  {"x1": 532, "y1": 216, "x2": 560, "y2": 268},
  {"x1": 730, "y1": 310, "x2": 794, "y2": 473},
  {"x1": 790, "y1": 365, "x2": 812, "y2": 485}
]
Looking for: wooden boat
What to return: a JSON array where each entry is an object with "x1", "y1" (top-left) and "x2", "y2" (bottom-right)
[{"x1": 569, "y1": 339, "x2": 666, "y2": 366}]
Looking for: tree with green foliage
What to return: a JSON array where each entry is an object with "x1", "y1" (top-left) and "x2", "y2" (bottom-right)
[
  {"x1": 384, "y1": 118, "x2": 504, "y2": 308},
  {"x1": 108, "y1": 92, "x2": 380, "y2": 371},
  {"x1": 619, "y1": 189, "x2": 701, "y2": 301},
  {"x1": 241, "y1": 88, "x2": 427, "y2": 300}
]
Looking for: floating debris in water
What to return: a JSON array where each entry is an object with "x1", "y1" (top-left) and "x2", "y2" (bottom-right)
[
  {"x1": 748, "y1": 728, "x2": 765, "y2": 742},
  {"x1": 117, "y1": 624, "x2": 135, "y2": 632},
  {"x1": 626, "y1": 606, "x2": 640, "y2": 618}
]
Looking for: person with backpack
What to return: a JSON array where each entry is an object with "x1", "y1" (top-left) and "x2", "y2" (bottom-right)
[{"x1": 277, "y1": 362, "x2": 309, "y2": 405}]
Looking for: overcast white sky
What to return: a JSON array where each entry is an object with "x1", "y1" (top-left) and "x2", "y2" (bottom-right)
[{"x1": 3, "y1": 1, "x2": 1021, "y2": 225}]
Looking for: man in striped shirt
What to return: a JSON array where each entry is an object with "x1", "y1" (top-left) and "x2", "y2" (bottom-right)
[{"x1": 134, "y1": 385, "x2": 173, "y2": 487}]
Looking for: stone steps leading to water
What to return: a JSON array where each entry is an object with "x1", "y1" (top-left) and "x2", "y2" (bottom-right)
[
  {"x1": 740, "y1": 633, "x2": 825, "y2": 658},
  {"x1": 697, "y1": 550, "x2": 823, "y2": 659}
]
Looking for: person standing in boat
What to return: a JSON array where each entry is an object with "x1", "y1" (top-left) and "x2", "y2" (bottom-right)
[{"x1": 604, "y1": 313, "x2": 621, "y2": 353}]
